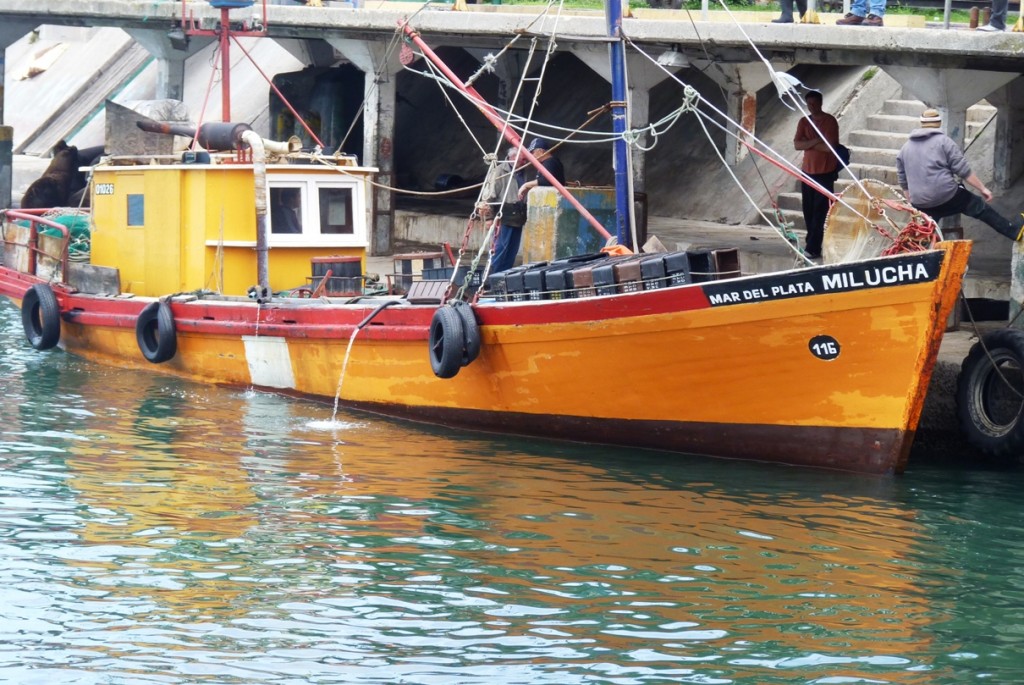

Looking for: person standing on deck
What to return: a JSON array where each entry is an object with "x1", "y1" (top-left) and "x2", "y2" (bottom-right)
[
  {"x1": 793, "y1": 90, "x2": 839, "y2": 260},
  {"x1": 483, "y1": 147, "x2": 527, "y2": 273},
  {"x1": 896, "y1": 108, "x2": 1023, "y2": 241}
]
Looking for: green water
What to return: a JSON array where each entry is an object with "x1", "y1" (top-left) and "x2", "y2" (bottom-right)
[{"x1": 1, "y1": 298, "x2": 1023, "y2": 684}]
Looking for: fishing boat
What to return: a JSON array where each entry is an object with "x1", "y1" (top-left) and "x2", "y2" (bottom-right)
[{"x1": 0, "y1": 0, "x2": 971, "y2": 474}]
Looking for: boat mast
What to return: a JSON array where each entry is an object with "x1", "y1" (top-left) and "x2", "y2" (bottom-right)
[
  {"x1": 182, "y1": 0, "x2": 269, "y2": 122},
  {"x1": 607, "y1": 0, "x2": 632, "y2": 248}
]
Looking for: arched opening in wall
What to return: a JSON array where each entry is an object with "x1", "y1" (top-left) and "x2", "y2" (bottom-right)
[
  {"x1": 393, "y1": 46, "x2": 501, "y2": 215},
  {"x1": 268, "y1": 63, "x2": 365, "y2": 156},
  {"x1": 508, "y1": 51, "x2": 615, "y2": 189},
  {"x1": 645, "y1": 66, "x2": 725, "y2": 217}
]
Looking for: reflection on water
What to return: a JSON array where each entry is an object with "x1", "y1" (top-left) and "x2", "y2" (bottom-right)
[{"x1": 1, "y1": 298, "x2": 1024, "y2": 684}]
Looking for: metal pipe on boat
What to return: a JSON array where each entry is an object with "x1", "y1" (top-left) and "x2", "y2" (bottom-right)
[
  {"x1": 241, "y1": 130, "x2": 270, "y2": 290},
  {"x1": 357, "y1": 299, "x2": 403, "y2": 330},
  {"x1": 262, "y1": 135, "x2": 302, "y2": 155},
  {"x1": 401, "y1": 25, "x2": 612, "y2": 243},
  {"x1": 136, "y1": 120, "x2": 254, "y2": 152}
]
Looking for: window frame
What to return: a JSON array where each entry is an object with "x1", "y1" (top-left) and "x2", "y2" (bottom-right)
[{"x1": 265, "y1": 175, "x2": 367, "y2": 248}]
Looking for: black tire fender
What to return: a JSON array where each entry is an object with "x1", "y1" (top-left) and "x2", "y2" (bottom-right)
[
  {"x1": 136, "y1": 300, "x2": 178, "y2": 364},
  {"x1": 21, "y1": 283, "x2": 61, "y2": 351},
  {"x1": 450, "y1": 300, "x2": 481, "y2": 366},
  {"x1": 956, "y1": 328, "x2": 1024, "y2": 460},
  {"x1": 429, "y1": 305, "x2": 465, "y2": 379}
]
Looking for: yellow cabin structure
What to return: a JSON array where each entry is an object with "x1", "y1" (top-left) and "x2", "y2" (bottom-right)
[{"x1": 89, "y1": 157, "x2": 375, "y2": 297}]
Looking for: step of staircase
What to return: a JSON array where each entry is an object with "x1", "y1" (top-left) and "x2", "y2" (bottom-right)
[
  {"x1": 775, "y1": 191, "x2": 802, "y2": 211},
  {"x1": 867, "y1": 113, "x2": 920, "y2": 135},
  {"x1": 846, "y1": 145, "x2": 902, "y2": 166},
  {"x1": 849, "y1": 163, "x2": 900, "y2": 185},
  {"x1": 882, "y1": 99, "x2": 927, "y2": 117},
  {"x1": 847, "y1": 129, "x2": 907, "y2": 149},
  {"x1": 881, "y1": 99, "x2": 995, "y2": 122}
]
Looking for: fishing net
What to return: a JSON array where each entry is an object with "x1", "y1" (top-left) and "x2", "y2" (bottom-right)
[
  {"x1": 37, "y1": 210, "x2": 91, "y2": 260},
  {"x1": 823, "y1": 179, "x2": 938, "y2": 264}
]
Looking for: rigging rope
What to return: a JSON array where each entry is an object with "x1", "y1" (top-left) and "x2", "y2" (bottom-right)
[{"x1": 621, "y1": 35, "x2": 886, "y2": 254}]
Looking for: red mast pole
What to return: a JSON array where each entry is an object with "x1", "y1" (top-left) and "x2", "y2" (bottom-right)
[
  {"x1": 220, "y1": 6, "x2": 231, "y2": 121},
  {"x1": 181, "y1": 1, "x2": 270, "y2": 123}
]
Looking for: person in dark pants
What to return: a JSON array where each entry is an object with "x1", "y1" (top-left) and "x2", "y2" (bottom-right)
[
  {"x1": 771, "y1": 0, "x2": 807, "y2": 23},
  {"x1": 896, "y1": 108, "x2": 1022, "y2": 242},
  {"x1": 793, "y1": 90, "x2": 839, "y2": 260}
]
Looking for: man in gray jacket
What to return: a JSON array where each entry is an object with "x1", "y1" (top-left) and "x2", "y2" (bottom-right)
[{"x1": 896, "y1": 108, "x2": 1022, "y2": 241}]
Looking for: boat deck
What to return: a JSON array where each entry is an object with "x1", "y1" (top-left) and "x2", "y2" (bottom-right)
[{"x1": 380, "y1": 211, "x2": 1011, "y2": 301}]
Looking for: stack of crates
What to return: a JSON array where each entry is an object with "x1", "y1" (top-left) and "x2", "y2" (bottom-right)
[
  {"x1": 310, "y1": 256, "x2": 362, "y2": 296},
  {"x1": 479, "y1": 248, "x2": 738, "y2": 301}
]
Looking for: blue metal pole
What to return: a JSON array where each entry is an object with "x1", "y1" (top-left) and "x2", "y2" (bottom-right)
[{"x1": 607, "y1": 0, "x2": 631, "y2": 248}]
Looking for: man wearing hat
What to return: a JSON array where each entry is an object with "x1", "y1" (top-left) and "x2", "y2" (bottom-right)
[
  {"x1": 896, "y1": 108, "x2": 1022, "y2": 241},
  {"x1": 517, "y1": 137, "x2": 565, "y2": 201}
]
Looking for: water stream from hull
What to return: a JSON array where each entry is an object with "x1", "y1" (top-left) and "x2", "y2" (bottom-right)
[{"x1": 330, "y1": 327, "x2": 361, "y2": 423}]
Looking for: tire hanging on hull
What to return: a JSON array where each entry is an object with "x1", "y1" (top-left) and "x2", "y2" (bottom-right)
[
  {"x1": 450, "y1": 300, "x2": 481, "y2": 366},
  {"x1": 956, "y1": 328, "x2": 1024, "y2": 459},
  {"x1": 21, "y1": 284, "x2": 61, "y2": 351},
  {"x1": 136, "y1": 301, "x2": 178, "y2": 364},
  {"x1": 428, "y1": 302, "x2": 484, "y2": 378},
  {"x1": 429, "y1": 305, "x2": 465, "y2": 379}
]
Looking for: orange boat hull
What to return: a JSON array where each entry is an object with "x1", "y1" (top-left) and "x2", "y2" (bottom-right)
[{"x1": 1, "y1": 242, "x2": 970, "y2": 474}]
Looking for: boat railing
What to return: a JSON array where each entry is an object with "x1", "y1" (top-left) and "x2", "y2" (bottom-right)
[{"x1": 1, "y1": 209, "x2": 71, "y2": 281}]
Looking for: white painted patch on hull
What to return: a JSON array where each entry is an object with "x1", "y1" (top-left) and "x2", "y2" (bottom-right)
[{"x1": 242, "y1": 336, "x2": 295, "y2": 389}]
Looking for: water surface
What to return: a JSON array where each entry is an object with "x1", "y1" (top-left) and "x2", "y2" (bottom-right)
[{"x1": 1, "y1": 298, "x2": 1022, "y2": 684}]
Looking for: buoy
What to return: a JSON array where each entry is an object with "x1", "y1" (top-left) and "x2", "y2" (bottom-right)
[
  {"x1": 428, "y1": 305, "x2": 465, "y2": 379},
  {"x1": 136, "y1": 301, "x2": 178, "y2": 364},
  {"x1": 956, "y1": 328, "x2": 1024, "y2": 459},
  {"x1": 21, "y1": 284, "x2": 61, "y2": 351}
]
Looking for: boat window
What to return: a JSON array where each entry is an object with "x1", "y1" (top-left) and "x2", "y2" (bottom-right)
[
  {"x1": 127, "y1": 194, "x2": 144, "y2": 226},
  {"x1": 265, "y1": 178, "x2": 366, "y2": 248},
  {"x1": 269, "y1": 187, "x2": 303, "y2": 234},
  {"x1": 318, "y1": 187, "x2": 354, "y2": 235}
]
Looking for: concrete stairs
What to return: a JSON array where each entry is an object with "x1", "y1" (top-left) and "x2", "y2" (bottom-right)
[{"x1": 769, "y1": 99, "x2": 998, "y2": 237}]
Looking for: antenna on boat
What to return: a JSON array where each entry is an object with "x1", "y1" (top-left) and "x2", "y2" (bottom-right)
[{"x1": 179, "y1": 0, "x2": 269, "y2": 122}]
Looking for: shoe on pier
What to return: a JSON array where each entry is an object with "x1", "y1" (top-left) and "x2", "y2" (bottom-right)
[
  {"x1": 863, "y1": 13, "x2": 884, "y2": 26},
  {"x1": 771, "y1": 16, "x2": 794, "y2": 22},
  {"x1": 836, "y1": 12, "x2": 864, "y2": 24},
  {"x1": 977, "y1": 24, "x2": 1004, "y2": 31}
]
